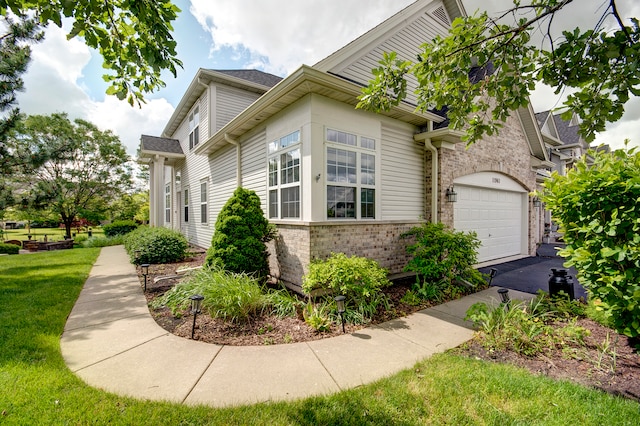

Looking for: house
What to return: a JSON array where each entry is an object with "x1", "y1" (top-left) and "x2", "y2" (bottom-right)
[{"x1": 139, "y1": 0, "x2": 552, "y2": 290}]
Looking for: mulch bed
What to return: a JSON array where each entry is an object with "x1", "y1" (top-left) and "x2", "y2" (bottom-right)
[{"x1": 135, "y1": 252, "x2": 640, "y2": 403}]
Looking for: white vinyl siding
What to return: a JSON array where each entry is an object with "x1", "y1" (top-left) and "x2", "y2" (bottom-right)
[
  {"x1": 211, "y1": 145, "x2": 237, "y2": 221},
  {"x1": 216, "y1": 86, "x2": 262, "y2": 132},
  {"x1": 241, "y1": 129, "x2": 268, "y2": 206},
  {"x1": 327, "y1": 8, "x2": 451, "y2": 108},
  {"x1": 380, "y1": 124, "x2": 424, "y2": 220}
]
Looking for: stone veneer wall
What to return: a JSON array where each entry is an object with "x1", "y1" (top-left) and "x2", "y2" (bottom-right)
[
  {"x1": 438, "y1": 114, "x2": 539, "y2": 256},
  {"x1": 271, "y1": 222, "x2": 422, "y2": 288}
]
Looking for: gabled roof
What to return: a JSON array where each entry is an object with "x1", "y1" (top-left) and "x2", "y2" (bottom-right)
[
  {"x1": 139, "y1": 135, "x2": 185, "y2": 164},
  {"x1": 213, "y1": 69, "x2": 283, "y2": 88},
  {"x1": 552, "y1": 113, "x2": 582, "y2": 145},
  {"x1": 535, "y1": 110, "x2": 563, "y2": 147},
  {"x1": 194, "y1": 66, "x2": 444, "y2": 156},
  {"x1": 162, "y1": 68, "x2": 282, "y2": 138}
]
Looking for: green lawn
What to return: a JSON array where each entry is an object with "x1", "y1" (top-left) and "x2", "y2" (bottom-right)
[
  {"x1": 0, "y1": 248, "x2": 638, "y2": 425},
  {"x1": 1, "y1": 226, "x2": 103, "y2": 241}
]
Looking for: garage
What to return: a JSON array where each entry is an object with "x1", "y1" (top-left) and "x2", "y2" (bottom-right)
[{"x1": 453, "y1": 172, "x2": 528, "y2": 263}]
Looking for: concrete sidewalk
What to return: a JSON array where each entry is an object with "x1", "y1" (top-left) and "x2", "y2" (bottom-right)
[{"x1": 60, "y1": 246, "x2": 533, "y2": 408}]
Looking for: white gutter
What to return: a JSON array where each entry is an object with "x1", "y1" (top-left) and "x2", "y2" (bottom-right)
[
  {"x1": 414, "y1": 125, "x2": 438, "y2": 223},
  {"x1": 225, "y1": 133, "x2": 242, "y2": 187}
]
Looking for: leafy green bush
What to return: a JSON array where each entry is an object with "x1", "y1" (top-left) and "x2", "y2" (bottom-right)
[
  {"x1": 541, "y1": 146, "x2": 640, "y2": 337},
  {"x1": 205, "y1": 187, "x2": 276, "y2": 280},
  {"x1": 302, "y1": 252, "x2": 391, "y2": 323},
  {"x1": 82, "y1": 235, "x2": 124, "y2": 248},
  {"x1": 123, "y1": 226, "x2": 188, "y2": 264},
  {"x1": 0, "y1": 242, "x2": 20, "y2": 255},
  {"x1": 151, "y1": 268, "x2": 266, "y2": 323},
  {"x1": 103, "y1": 220, "x2": 138, "y2": 237},
  {"x1": 402, "y1": 222, "x2": 483, "y2": 285},
  {"x1": 73, "y1": 234, "x2": 88, "y2": 246}
]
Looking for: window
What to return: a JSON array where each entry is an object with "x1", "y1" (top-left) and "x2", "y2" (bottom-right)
[
  {"x1": 326, "y1": 128, "x2": 376, "y2": 219},
  {"x1": 268, "y1": 130, "x2": 301, "y2": 219},
  {"x1": 183, "y1": 188, "x2": 189, "y2": 222},
  {"x1": 189, "y1": 106, "x2": 200, "y2": 149},
  {"x1": 200, "y1": 181, "x2": 207, "y2": 224},
  {"x1": 165, "y1": 184, "x2": 171, "y2": 223}
]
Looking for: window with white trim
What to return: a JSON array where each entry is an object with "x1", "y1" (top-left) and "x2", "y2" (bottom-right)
[
  {"x1": 268, "y1": 130, "x2": 301, "y2": 219},
  {"x1": 165, "y1": 183, "x2": 171, "y2": 223},
  {"x1": 200, "y1": 181, "x2": 208, "y2": 224},
  {"x1": 326, "y1": 128, "x2": 376, "y2": 219},
  {"x1": 189, "y1": 106, "x2": 200, "y2": 149},
  {"x1": 183, "y1": 188, "x2": 189, "y2": 223}
]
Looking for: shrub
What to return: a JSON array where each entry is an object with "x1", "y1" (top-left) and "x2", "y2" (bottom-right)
[
  {"x1": 302, "y1": 252, "x2": 391, "y2": 323},
  {"x1": 82, "y1": 235, "x2": 124, "y2": 248},
  {"x1": 151, "y1": 268, "x2": 266, "y2": 323},
  {"x1": 123, "y1": 226, "x2": 188, "y2": 264},
  {"x1": 205, "y1": 187, "x2": 275, "y2": 279},
  {"x1": 0, "y1": 243, "x2": 20, "y2": 255},
  {"x1": 103, "y1": 220, "x2": 138, "y2": 237},
  {"x1": 541, "y1": 145, "x2": 640, "y2": 337},
  {"x1": 401, "y1": 222, "x2": 485, "y2": 300}
]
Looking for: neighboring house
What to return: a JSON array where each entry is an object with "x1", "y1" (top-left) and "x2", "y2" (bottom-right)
[{"x1": 139, "y1": 0, "x2": 552, "y2": 290}]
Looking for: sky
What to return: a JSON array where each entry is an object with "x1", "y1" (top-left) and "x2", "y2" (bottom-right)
[{"x1": 14, "y1": 0, "x2": 640, "y2": 158}]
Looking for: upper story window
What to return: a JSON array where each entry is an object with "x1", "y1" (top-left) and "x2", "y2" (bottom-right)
[
  {"x1": 268, "y1": 130, "x2": 301, "y2": 219},
  {"x1": 325, "y1": 128, "x2": 376, "y2": 220},
  {"x1": 189, "y1": 106, "x2": 200, "y2": 150}
]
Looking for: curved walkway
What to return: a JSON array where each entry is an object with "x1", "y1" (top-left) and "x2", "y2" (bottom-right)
[{"x1": 60, "y1": 245, "x2": 533, "y2": 408}]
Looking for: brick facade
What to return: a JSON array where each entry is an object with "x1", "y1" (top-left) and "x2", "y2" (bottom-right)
[
  {"x1": 437, "y1": 114, "x2": 539, "y2": 257},
  {"x1": 271, "y1": 222, "x2": 421, "y2": 289}
]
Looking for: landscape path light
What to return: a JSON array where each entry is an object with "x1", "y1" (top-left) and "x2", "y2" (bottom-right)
[
  {"x1": 190, "y1": 294, "x2": 204, "y2": 339},
  {"x1": 497, "y1": 288, "x2": 510, "y2": 305},
  {"x1": 334, "y1": 295, "x2": 346, "y2": 333},
  {"x1": 141, "y1": 263, "x2": 150, "y2": 291}
]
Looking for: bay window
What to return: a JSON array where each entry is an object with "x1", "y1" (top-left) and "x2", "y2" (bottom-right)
[
  {"x1": 268, "y1": 130, "x2": 301, "y2": 219},
  {"x1": 326, "y1": 128, "x2": 376, "y2": 219}
]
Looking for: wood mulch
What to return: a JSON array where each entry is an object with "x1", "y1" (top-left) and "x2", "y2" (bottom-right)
[{"x1": 135, "y1": 252, "x2": 640, "y2": 403}]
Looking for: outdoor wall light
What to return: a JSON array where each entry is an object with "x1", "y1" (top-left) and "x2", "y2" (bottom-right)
[
  {"x1": 334, "y1": 295, "x2": 346, "y2": 333},
  {"x1": 497, "y1": 288, "x2": 510, "y2": 304},
  {"x1": 141, "y1": 263, "x2": 150, "y2": 291},
  {"x1": 445, "y1": 186, "x2": 457, "y2": 203},
  {"x1": 190, "y1": 294, "x2": 204, "y2": 339},
  {"x1": 532, "y1": 196, "x2": 541, "y2": 208}
]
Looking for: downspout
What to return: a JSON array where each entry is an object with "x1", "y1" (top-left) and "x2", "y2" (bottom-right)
[
  {"x1": 225, "y1": 133, "x2": 242, "y2": 187},
  {"x1": 414, "y1": 125, "x2": 438, "y2": 223}
]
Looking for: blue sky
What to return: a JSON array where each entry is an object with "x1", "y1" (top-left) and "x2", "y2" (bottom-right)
[{"x1": 15, "y1": 0, "x2": 640, "y2": 157}]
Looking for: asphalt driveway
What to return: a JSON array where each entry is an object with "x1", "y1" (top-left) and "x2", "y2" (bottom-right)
[{"x1": 478, "y1": 243, "x2": 588, "y2": 300}]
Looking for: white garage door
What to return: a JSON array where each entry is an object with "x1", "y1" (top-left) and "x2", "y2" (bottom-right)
[{"x1": 454, "y1": 185, "x2": 524, "y2": 262}]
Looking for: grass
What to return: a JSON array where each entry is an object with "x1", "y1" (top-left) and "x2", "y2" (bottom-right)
[
  {"x1": 1, "y1": 226, "x2": 103, "y2": 241},
  {"x1": 0, "y1": 249, "x2": 638, "y2": 425}
]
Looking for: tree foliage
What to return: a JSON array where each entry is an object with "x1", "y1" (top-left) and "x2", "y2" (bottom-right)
[
  {"x1": 0, "y1": 0, "x2": 183, "y2": 106},
  {"x1": 357, "y1": 0, "x2": 639, "y2": 144},
  {"x1": 0, "y1": 15, "x2": 43, "y2": 173},
  {"x1": 205, "y1": 187, "x2": 276, "y2": 280},
  {"x1": 540, "y1": 144, "x2": 640, "y2": 337},
  {"x1": 8, "y1": 113, "x2": 132, "y2": 238}
]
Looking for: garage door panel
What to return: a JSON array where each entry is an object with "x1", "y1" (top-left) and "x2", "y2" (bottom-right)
[{"x1": 454, "y1": 185, "x2": 524, "y2": 262}]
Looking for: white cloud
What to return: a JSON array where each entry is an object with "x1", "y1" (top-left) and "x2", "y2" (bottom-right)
[
  {"x1": 16, "y1": 25, "x2": 174, "y2": 157},
  {"x1": 189, "y1": 0, "x2": 415, "y2": 75}
]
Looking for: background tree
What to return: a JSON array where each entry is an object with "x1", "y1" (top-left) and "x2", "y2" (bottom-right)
[
  {"x1": 9, "y1": 113, "x2": 132, "y2": 238},
  {"x1": 358, "y1": 0, "x2": 638, "y2": 144},
  {"x1": 0, "y1": 15, "x2": 42, "y2": 174},
  {"x1": 1, "y1": 0, "x2": 182, "y2": 106},
  {"x1": 541, "y1": 144, "x2": 640, "y2": 338}
]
